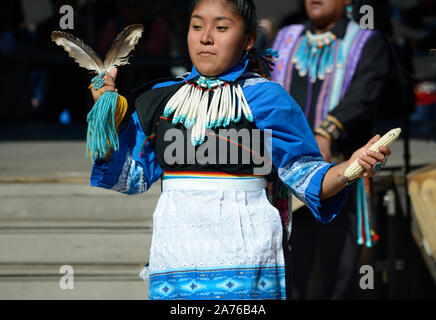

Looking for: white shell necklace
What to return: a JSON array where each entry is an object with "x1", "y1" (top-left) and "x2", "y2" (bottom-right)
[{"x1": 162, "y1": 75, "x2": 254, "y2": 146}]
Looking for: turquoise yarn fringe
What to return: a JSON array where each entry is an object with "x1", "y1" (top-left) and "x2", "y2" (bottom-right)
[
  {"x1": 86, "y1": 91, "x2": 120, "y2": 162},
  {"x1": 356, "y1": 178, "x2": 372, "y2": 248}
]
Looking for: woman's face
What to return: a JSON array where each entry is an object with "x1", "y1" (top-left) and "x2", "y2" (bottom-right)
[
  {"x1": 187, "y1": 0, "x2": 256, "y2": 77},
  {"x1": 305, "y1": 0, "x2": 350, "y2": 30}
]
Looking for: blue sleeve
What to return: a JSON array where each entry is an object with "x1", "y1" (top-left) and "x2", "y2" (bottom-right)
[
  {"x1": 90, "y1": 111, "x2": 163, "y2": 195},
  {"x1": 244, "y1": 80, "x2": 349, "y2": 223}
]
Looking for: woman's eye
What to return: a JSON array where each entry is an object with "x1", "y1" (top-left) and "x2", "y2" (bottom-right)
[
  {"x1": 192, "y1": 25, "x2": 202, "y2": 30},
  {"x1": 216, "y1": 26, "x2": 228, "y2": 32}
]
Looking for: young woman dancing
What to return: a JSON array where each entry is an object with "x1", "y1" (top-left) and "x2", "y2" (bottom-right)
[{"x1": 89, "y1": 0, "x2": 391, "y2": 300}]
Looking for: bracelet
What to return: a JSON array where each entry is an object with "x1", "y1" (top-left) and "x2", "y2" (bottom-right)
[
  {"x1": 326, "y1": 115, "x2": 344, "y2": 131},
  {"x1": 338, "y1": 174, "x2": 355, "y2": 186},
  {"x1": 316, "y1": 115, "x2": 344, "y2": 141},
  {"x1": 314, "y1": 127, "x2": 333, "y2": 142}
]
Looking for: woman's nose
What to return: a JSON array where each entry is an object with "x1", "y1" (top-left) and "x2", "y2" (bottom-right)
[{"x1": 200, "y1": 28, "x2": 213, "y2": 45}]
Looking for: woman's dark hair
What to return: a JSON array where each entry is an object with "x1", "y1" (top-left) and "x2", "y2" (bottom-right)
[{"x1": 189, "y1": 0, "x2": 258, "y2": 34}]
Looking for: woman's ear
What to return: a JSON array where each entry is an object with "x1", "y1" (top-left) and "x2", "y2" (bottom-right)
[{"x1": 245, "y1": 31, "x2": 257, "y2": 51}]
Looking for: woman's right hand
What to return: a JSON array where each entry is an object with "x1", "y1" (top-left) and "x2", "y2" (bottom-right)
[{"x1": 90, "y1": 68, "x2": 118, "y2": 103}]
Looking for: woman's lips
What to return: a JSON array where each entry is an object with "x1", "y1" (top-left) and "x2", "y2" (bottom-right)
[{"x1": 199, "y1": 51, "x2": 216, "y2": 57}]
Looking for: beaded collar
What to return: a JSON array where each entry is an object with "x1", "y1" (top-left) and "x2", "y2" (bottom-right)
[
  {"x1": 163, "y1": 75, "x2": 254, "y2": 146},
  {"x1": 161, "y1": 58, "x2": 256, "y2": 147},
  {"x1": 293, "y1": 30, "x2": 343, "y2": 83},
  {"x1": 292, "y1": 18, "x2": 350, "y2": 83}
]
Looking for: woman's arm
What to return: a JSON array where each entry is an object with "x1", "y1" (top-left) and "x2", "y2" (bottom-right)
[
  {"x1": 320, "y1": 135, "x2": 391, "y2": 200},
  {"x1": 87, "y1": 67, "x2": 164, "y2": 195}
]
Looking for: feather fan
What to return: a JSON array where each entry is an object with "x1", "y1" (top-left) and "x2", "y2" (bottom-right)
[{"x1": 51, "y1": 24, "x2": 144, "y2": 74}]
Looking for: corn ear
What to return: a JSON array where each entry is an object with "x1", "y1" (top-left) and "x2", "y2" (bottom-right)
[{"x1": 344, "y1": 128, "x2": 401, "y2": 180}]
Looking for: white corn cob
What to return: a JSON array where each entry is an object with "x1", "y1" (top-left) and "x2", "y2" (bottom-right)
[{"x1": 344, "y1": 128, "x2": 402, "y2": 180}]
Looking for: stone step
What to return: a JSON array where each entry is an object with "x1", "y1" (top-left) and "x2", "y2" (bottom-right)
[
  {"x1": 0, "y1": 264, "x2": 145, "y2": 277},
  {"x1": 0, "y1": 183, "x2": 161, "y2": 223},
  {"x1": 0, "y1": 141, "x2": 90, "y2": 179},
  {"x1": 0, "y1": 183, "x2": 162, "y2": 197},
  {"x1": 0, "y1": 231, "x2": 152, "y2": 299},
  {"x1": 0, "y1": 232, "x2": 152, "y2": 299},
  {"x1": 0, "y1": 142, "x2": 156, "y2": 299},
  {"x1": 0, "y1": 233, "x2": 152, "y2": 265},
  {"x1": 0, "y1": 279, "x2": 148, "y2": 300}
]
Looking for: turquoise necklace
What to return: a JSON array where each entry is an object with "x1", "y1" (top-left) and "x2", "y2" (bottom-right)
[{"x1": 292, "y1": 30, "x2": 344, "y2": 83}]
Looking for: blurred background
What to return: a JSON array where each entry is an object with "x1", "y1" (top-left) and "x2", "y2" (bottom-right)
[{"x1": 0, "y1": 0, "x2": 435, "y2": 299}]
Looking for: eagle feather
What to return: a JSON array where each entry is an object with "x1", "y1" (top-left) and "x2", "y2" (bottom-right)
[
  {"x1": 103, "y1": 24, "x2": 144, "y2": 71},
  {"x1": 51, "y1": 24, "x2": 144, "y2": 74}
]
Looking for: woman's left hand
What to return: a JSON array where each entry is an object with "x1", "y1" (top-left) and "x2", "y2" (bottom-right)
[
  {"x1": 345, "y1": 134, "x2": 392, "y2": 178},
  {"x1": 90, "y1": 68, "x2": 118, "y2": 103}
]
